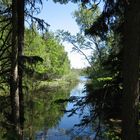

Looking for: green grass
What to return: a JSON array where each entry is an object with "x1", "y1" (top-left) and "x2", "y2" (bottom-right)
[{"x1": 37, "y1": 71, "x2": 79, "y2": 90}]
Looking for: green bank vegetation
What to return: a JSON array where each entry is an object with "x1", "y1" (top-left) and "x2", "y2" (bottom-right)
[{"x1": 1, "y1": 0, "x2": 140, "y2": 140}]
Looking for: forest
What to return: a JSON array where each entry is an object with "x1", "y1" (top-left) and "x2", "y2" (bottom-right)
[{"x1": 0, "y1": 0, "x2": 140, "y2": 140}]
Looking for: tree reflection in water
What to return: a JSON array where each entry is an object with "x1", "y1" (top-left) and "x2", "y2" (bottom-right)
[{"x1": 0, "y1": 76, "x2": 120, "y2": 140}]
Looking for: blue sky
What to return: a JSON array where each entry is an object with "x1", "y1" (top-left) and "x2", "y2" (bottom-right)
[
  {"x1": 37, "y1": 0, "x2": 90, "y2": 68},
  {"x1": 38, "y1": 0, "x2": 79, "y2": 34}
]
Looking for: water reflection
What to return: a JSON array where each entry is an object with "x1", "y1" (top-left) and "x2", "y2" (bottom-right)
[
  {"x1": 34, "y1": 76, "x2": 94, "y2": 140},
  {"x1": 0, "y1": 76, "x2": 94, "y2": 140},
  {"x1": 24, "y1": 84, "x2": 72, "y2": 140}
]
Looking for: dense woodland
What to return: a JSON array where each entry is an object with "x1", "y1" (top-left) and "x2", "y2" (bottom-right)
[{"x1": 0, "y1": 0, "x2": 140, "y2": 140}]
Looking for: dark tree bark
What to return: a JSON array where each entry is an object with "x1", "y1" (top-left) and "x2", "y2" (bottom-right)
[
  {"x1": 17, "y1": 0, "x2": 25, "y2": 138},
  {"x1": 10, "y1": 0, "x2": 20, "y2": 137},
  {"x1": 122, "y1": 0, "x2": 140, "y2": 139}
]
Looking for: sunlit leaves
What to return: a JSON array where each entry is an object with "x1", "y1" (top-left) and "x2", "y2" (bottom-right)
[
  {"x1": 25, "y1": 28, "x2": 70, "y2": 78},
  {"x1": 73, "y1": 4, "x2": 101, "y2": 31}
]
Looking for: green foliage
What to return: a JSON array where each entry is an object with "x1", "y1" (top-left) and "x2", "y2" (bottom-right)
[
  {"x1": 104, "y1": 130, "x2": 121, "y2": 140},
  {"x1": 56, "y1": 5, "x2": 102, "y2": 67},
  {"x1": 73, "y1": 4, "x2": 100, "y2": 31},
  {"x1": 24, "y1": 28, "x2": 71, "y2": 79}
]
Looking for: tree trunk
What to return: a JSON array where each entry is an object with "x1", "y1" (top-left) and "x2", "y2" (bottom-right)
[
  {"x1": 17, "y1": 0, "x2": 25, "y2": 138},
  {"x1": 10, "y1": 0, "x2": 20, "y2": 137},
  {"x1": 122, "y1": 0, "x2": 140, "y2": 139}
]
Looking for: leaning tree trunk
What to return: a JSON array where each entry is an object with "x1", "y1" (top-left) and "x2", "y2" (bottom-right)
[
  {"x1": 122, "y1": 0, "x2": 140, "y2": 139},
  {"x1": 17, "y1": 0, "x2": 25, "y2": 138},
  {"x1": 10, "y1": 0, "x2": 20, "y2": 137}
]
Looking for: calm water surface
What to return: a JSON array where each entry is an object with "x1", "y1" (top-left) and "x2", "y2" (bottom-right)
[{"x1": 35, "y1": 76, "x2": 95, "y2": 140}]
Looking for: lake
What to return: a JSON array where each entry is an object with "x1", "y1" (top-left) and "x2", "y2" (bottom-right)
[{"x1": 26, "y1": 76, "x2": 95, "y2": 140}]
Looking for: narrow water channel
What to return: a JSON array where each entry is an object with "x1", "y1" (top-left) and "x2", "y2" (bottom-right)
[{"x1": 35, "y1": 76, "x2": 94, "y2": 140}]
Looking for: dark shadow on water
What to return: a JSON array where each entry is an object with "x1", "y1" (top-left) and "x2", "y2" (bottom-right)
[{"x1": 0, "y1": 76, "x2": 121, "y2": 140}]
